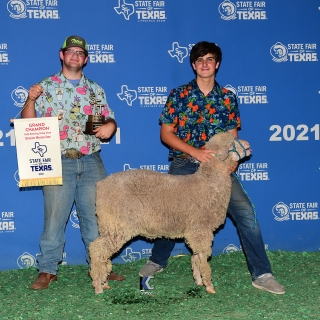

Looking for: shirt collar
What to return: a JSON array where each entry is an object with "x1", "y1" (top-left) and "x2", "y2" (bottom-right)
[
  {"x1": 190, "y1": 78, "x2": 220, "y2": 94},
  {"x1": 58, "y1": 70, "x2": 86, "y2": 86}
]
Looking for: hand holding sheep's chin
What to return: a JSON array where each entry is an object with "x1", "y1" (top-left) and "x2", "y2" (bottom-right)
[{"x1": 191, "y1": 148, "x2": 215, "y2": 163}]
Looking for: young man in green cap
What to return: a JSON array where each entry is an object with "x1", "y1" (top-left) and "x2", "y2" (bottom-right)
[{"x1": 22, "y1": 35, "x2": 125, "y2": 290}]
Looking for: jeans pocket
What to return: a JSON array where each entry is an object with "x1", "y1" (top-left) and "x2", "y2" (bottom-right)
[
  {"x1": 92, "y1": 151, "x2": 103, "y2": 163},
  {"x1": 169, "y1": 158, "x2": 199, "y2": 175},
  {"x1": 170, "y1": 158, "x2": 188, "y2": 168}
]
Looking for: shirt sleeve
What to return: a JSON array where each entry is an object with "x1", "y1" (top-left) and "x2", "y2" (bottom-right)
[
  {"x1": 99, "y1": 86, "x2": 116, "y2": 120},
  {"x1": 225, "y1": 91, "x2": 241, "y2": 130},
  {"x1": 159, "y1": 89, "x2": 178, "y2": 127}
]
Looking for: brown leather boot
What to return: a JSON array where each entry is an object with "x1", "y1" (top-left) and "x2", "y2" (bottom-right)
[
  {"x1": 88, "y1": 271, "x2": 125, "y2": 281},
  {"x1": 30, "y1": 272, "x2": 57, "y2": 290},
  {"x1": 107, "y1": 271, "x2": 125, "y2": 281}
]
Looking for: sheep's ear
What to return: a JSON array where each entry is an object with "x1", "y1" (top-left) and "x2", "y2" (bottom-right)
[
  {"x1": 210, "y1": 145, "x2": 229, "y2": 160},
  {"x1": 215, "y1": 149, "x2": 229, "y2": 161},
  {"x1": 206, "y1": 132, "x2": 233, "y2": 160}
]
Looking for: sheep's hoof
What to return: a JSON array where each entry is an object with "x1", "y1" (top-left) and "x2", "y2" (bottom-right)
[
  {"x1": 95, "y1": 287, "x2": 104, "y2": 294},
  {"x1": 102, "y1": 282, "x2": 111, "y2": 290},
  {"x1": 195, "y1": 280, "x2": 203, "y2": 286},
  {"x1": 92, "y1": 279, "x2": 104, "y2": 294},
  {"x1": 206, "y1": 287, "x2": 216, "y2": 294}
]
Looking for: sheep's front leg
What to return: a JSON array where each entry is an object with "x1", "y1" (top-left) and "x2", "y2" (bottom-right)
[
  {"x1": 101, "y1": 259, "x2": 112, "y2": 290},
  {"x1": 192, "y1": 254, "x2": 203, "y2": 286},
  {"x1": 92, "y1": 265, "x2": 111, "y2": 293},
  {"x1": 89, "y1": 236, "x2": 113, "y2": 294}
]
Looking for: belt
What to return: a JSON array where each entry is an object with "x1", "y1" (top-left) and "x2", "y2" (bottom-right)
[
  {"x1": 175, "y1": 155, "x2": 200, "y2": 164},
  {"x1": 63, "y1": 149, "x2": 85, "y2": 160}
]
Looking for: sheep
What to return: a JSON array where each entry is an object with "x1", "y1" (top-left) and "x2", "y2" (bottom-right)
[{"x1": 89, "y1": 132, "x2": 251, "y2": 294}]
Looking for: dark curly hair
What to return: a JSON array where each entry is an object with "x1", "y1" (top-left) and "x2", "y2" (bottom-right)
[{"x1": 189, "y1": 41, "x2": 222, "y2": 65}]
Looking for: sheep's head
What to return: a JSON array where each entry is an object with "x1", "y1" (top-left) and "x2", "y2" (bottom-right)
[
  {"x1": 205, "y1": 132, "x2": 251, "y2": 161},
  {"x1": 228, "y1": 138, "x2": 251, "y2": 161}
]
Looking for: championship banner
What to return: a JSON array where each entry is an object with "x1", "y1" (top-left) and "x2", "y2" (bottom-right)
[{"x1": 14, "y1": 117, "x2": 62, "y2": 187}]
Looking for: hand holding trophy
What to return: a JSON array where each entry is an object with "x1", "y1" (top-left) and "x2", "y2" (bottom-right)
[{"x1": 83, "y1": 91, "x2": 115, "y2": 135}]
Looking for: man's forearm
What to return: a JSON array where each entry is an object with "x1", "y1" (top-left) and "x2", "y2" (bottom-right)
[{"x1": 21, "y1": 98, "x2": 36, "y2": 118}]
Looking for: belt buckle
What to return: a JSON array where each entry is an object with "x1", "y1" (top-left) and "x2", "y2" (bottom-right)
[{"x1": 64, "y1": 149, "x2": 83, "y2": 160}]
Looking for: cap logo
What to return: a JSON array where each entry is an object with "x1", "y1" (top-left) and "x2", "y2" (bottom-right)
[{"x1": 71, "y1": 39, "x2": 83, "y2": 46}]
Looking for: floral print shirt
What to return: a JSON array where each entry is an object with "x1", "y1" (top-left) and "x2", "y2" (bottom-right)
[
  {"x1": 159, "y1": 79, "x2": 241, "y2": 159},
  {"x1": 35, "y1": 71, "x2": 115, "y2": 155}
]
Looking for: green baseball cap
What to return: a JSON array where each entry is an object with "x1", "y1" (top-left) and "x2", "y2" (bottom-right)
[{"x1": 61, "y1": 35, "x2": 88, "y2": 53}]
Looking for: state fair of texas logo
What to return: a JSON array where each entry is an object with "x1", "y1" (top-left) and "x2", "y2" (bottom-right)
[
  {"x1": 121, "y1": 247, "x2": 141, "y2": 262},
  {"x1": 168, "y1": 42, "x2": 196, "y2": 63},
  {"x1": 114, "y1": 0, "x2": 166, "y2": 21},
  {"x1": 117, "y1": 85, "x2": 137, "y2": 106},
  {"x1": 114, "y1": 0, "x2": 134, "y2": 20}
]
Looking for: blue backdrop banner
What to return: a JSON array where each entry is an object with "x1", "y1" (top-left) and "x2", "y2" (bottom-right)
[{"x1": 0, "y1": 0, "x2": 319, "y2": 271}]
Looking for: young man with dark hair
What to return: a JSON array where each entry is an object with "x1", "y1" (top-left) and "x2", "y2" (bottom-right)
[{"x1": 139, "y1": 41, "x2": 285, "y2": 295}]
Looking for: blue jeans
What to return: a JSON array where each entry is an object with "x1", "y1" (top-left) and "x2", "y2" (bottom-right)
[
  {"x1": 149, "y1": 158, "x2": 272, "y2": 280},
  {"x1": 36, "y1": 151, "x2": 107, "y2": 275}
]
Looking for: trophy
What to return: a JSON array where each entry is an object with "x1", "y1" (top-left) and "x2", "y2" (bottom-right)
[{"x1": 83, "y1": 92, "x2": 114, "y2": 135}]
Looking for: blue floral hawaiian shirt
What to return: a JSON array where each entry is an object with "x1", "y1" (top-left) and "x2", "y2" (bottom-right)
[
  {"x1": 34, "y1": 71, "x2": 115, "y2": 155},
  {"x1": 159, "y1": 79, "x2": 241, "y2": 159}
]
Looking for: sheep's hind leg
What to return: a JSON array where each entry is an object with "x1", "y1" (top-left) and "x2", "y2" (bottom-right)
[
  {"x1": 191, "y1": 254, "x2": 203, "y2": 286},
  {"x1": 197, "y1": 252, "x2": 215, "y2": 293}
]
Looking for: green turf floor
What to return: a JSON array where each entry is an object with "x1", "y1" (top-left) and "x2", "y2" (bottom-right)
[{"x1": 1, "y1": 251, "x2": 320, "y2": 319}]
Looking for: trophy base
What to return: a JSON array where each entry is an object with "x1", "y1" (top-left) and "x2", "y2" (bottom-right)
[
  {"x1": 83, "y1": 122, "x2": 105, "y2": 135},
  {"x1": 83, "y1": 115, "x2": 106, "y2": 135},
  {"x1": 83, "y1": 116, "x2": 116, "y2": 135}
]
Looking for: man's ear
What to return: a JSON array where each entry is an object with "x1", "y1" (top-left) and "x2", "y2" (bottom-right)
[
  {"x1": 216, "y1": 61, "x2": 220, "y2": 70},
  {"x1": 59, "y1": 50, "x2": 64, "y2": 61}
]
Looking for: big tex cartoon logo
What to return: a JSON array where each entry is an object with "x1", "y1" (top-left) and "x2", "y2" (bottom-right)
[
  {"x1": 7, "y1": 0, "x2": 60, "y2": 19},
  {"x1": 11, "y1": 86, "x2": 28, "y2": 107},
  {"x1": 17, "y1": 252, "x2": 36, "y2": 268}
]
